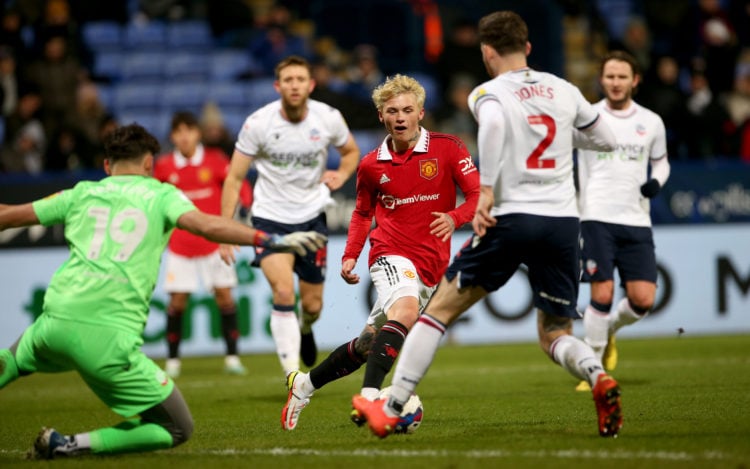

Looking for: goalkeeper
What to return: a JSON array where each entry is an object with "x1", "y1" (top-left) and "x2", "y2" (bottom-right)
[{"x1": 0, "y1": 123, "x2": 325, "y2": 459}]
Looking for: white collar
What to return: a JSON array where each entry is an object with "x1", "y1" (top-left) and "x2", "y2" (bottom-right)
[
  {"x1": 173, "y1": 144, "x2": 205, "y2": 168},
  {"x1": 376, "y1": 126, "x2": 429, "y2": 160}
]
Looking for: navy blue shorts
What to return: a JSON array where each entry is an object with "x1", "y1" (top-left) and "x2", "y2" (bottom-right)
[
  {"x1": 580, "y1": 220, "x2": 657, "y2": 285},
  {"x1": 446, "y1": 214, "x2": 581, "y2": 318},
  {"x1": 251, "y1": 214, "x2": 328, "y2": 284}
]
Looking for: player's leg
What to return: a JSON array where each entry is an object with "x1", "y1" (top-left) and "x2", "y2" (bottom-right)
[
  {"x1": 353, "y1": 275, "x2": 485, "y2": 437},
  {"x1": 583, "y1": 280, "x2": 615, "y2": 362},
  {"x1": 612, "y1": 226, "x2": 658, "y2": 332},
  {"x1": 163, "y1": 251, "x2": 199, "y2": 379},
  {"x1": 260, "y1": 252, "x2": 300, "y2": 376},
  {"x1": 0, "y1": 339, "x2": 22, "y2": 388},
  {"x1": 281, "y1": 327, "x2": 370, "y2": 430},
  {"x1": 205, "y1": 251, "x2": 245, "y2": 374},
  {"x1": 298, "y1": 280, "x2": 323, "y2": 367}
]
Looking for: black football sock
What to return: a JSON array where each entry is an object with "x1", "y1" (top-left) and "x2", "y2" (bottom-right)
[
  {"x1": 362, "y1": 320, "x2": 408, "y2": 390},
  {"x1": 309, "y1": 338, "x2": 365, "y2": 389},
  {"x1": 220, "y1": 306, "x2": 239, "y2": 356}
]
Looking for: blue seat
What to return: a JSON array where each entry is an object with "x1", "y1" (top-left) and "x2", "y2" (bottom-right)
[
  {"x1": 95, "y1": 83, "x2": 115, "y2": 112},
  {"x1": 245, "y1": 77, "x2": 279, "y2": 110},
  {"x1": 164, "y1": 52, "x2": 211, "y2": 81},
  {"x1": 161, "y1": 81, "x2": 209, "y2": 115},
  {"x1": 92, "y1": 51, "x2": 124, "y2": 81},
  {"x1": 209, "y1": 49, "x2": 259, "y2": 81},
  {"x1": 113, "y1": 83, "x2": 164, "y2": 113},
  {"x1": 117, "y1": 110, "x2": 172, "y2": 142},
  {"x1": 222, "y1": 108, "x2": 249, "y2": 136},
  {"x1": 120, "y1": 51, "x2": 166, "y2": 82},
  {"x1": 167, "y1": 20, "x2": 213, "y2": 49},
  {"x1": 124, "y1": 21, "x2": 167, "y2": 49},
  {"x1": 406, "y1": 72, "x2": 441, "y2": 111},
  {"x1": 82, "y1": 21, "x2": 123, "y2": 52},
  {"x1": 206, "y1": 81, "x2": 248, "y2": 108}
]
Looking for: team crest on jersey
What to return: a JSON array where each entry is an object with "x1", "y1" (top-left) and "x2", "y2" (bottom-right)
[
  {"x1": 402, "y1": 269, "x2": 416, "y2": 279},
  {"x1": 635, "y1": 124, "x2": 646, "y2": 136},
  {"x1": 309, "y1": 128, "x2": 321, "y2": 141},
  {"x1": 420, "y1": 159, "x2": 438, "y2": 180},
  {"x1": 585, "y1": 259, "x2": 598, "y2": 276},
  {"x1": 198, "y1": 168, "x2": 212, "y2": 183}
]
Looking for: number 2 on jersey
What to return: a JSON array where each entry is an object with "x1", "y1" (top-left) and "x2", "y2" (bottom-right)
[
  {"x1": 87, "y1": 206, "x2": 148, "y2": 261},
  {"x1": 526, "y1": 115, "x2": 556, "y2": 169}
]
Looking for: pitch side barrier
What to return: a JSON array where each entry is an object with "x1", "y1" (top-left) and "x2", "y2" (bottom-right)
[{"x1": 1, "y1": 225, "x2": 748, "y2": 357}]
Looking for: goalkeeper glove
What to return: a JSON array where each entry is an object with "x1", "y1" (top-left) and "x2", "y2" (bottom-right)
[
  {"x1": 639, "y1": 179, "x2": 661, "y2": 198},
  {"x1": 254, "y1": 230, "x2": 327, "y2": 256}
]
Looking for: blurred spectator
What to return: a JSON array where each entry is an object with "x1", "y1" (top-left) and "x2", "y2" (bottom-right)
[
  {"x1": 62, "y1": 81, "x2": 107, "y2": 167},
  {"x1": 723, "y1": 56, "x2": 750, "y2": 160},
  {"x1": 639, "y1": 55, "x2": 689, "y2": 159},
  {"x1": 310, "y1": 59, "x2": 379, "y2": 130},
  {"x1": 0, "y1": 46, "x2": 19, "y2": 116},
  {"x1": 435, "y1": 17, "x2": 486, "y2": 105},
  {"x1": 344, "y1": 44, "x2": 384, "y2": 103},
  {"x1": 676, "y1": 0, "x2": 740, "y2": 95},
  {"x1": 248, "y1": 4, "x2": 311, "y2": 76},
  {"x1": 434, "y1": 73, "x2": 478, "y2": 157},
  {"x1": 33, "y1": 0, "x2": 90, "y2": 70},
  {"x1": 206, "y1": 0, "x2": 255, "y2": 47},
  {"x1": 612, "y1": 16, "x2": 654, "y2": 77},
  {"x1": 683, "y1": 62, "x2": 733, "y2": 159},
  {"x1": 1, "y1": 85, "x2": 45, "y2": 173},
  {"x1": 200, "y1": 102, "x2": 235, "y2": 156},
  {"x1": 23, "y1": 33, "x2": 82, "y2": 143},
  {"x1": 45, "y1": 123, "x2": 87, "y2": 171},
  {"x1": 0, "y1": 7, "x2": 31, "y2": 69},
  {"x1": 89, "y1": 113, "x2": 117, "y2": 170}
]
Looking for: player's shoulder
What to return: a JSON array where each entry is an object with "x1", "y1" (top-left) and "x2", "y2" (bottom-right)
[
  {"x1": 632, "y1": 101, "x2": 664, "y2": 122},
  {"x1": 308, "y1": 98, "x2": 342, "y2": 114},
  {"x1": 426, "y1": 131, "x2": 468, "y2": 151}
]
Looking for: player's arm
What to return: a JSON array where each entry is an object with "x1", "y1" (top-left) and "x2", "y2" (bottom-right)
[
  {"x1": 641, "y1": 154, "x2": 670, "y2": 198},
  {"x1": 341, "y1": 166, "x2": 374, "y2": 284},
  {"x1": 572, "y1": 116, "x2": 616, "y2": 152},
  {"x1": 322, "y1": 133, "x2": 360, "y2": 192},
  {"x1": 177, "y1": 210, "x2": 325, "y2": 256},
  {"x1": 221, "y1": 149, "x2": 254, "y2": 219},
  {"x1": 0, "y1": 203, "x2": 40, "y2": 230}
]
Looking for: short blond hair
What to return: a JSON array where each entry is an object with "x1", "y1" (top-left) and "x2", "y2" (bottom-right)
[{"x1": 371, "y1": 74, "x2": 426, "y2": 111}]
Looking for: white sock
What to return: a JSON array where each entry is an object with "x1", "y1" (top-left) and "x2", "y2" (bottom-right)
[
  {"x1": 583, "y1": 304, "x2": 610, "y2": 361},
  {"x1": 388, "y1": 315, "x2": 446, "y2": 416},
  {"x1": 550, "y1": 334, "x2": 605, "y2": 385},
  {"x1": 270, "y1": 310, "x2": 301, "y2": 374},
  {"x1": 360, "y1": 387, "x2": 380, "y2": 401},
  {"x1": 611, "y1": 298, "x2": 645, "y2": 332},
  {"x1": 72, "y1": 433, "x2": 91, "y2": 449},
  {"x1": 296, "y1": 372, "x2": 315, "y2": 397}
]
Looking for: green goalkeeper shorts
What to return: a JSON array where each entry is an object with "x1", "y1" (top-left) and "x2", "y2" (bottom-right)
[{"x1": 15, "y1": 313, "x2": 174, "y2": 418}]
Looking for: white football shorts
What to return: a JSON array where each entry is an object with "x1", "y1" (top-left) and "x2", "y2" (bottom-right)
[
  {"x1": 367, "y1": 255, "x2": 436, "y2": 329},
  {"x1": 163, "y1": 250, "x2": 238, "y2": 293}
]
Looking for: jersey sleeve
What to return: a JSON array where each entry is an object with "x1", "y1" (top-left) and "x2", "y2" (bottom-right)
[
  {"x1": 342, "y1": 159, "x2": 376, "y2": 261},
  {"x1": 235, "y1": 113, "x2": 261, "y2": 157},
  {"x1": 160, "y1": 183, "x2": 198, "y2": 229},
  {"x1": 327, "y1": 106, "x2": 351, "y2": 148},
  {"x1": 571, "y1": 83, "x2": 600, "y2": 130},
  {"x1": 650, "y1": 115, "x2": 668, "y2": 160},
  {"x1": 446, "y1": 140, "x2": 480, "y2": 228},
  {"x1": 32, "y1": 188, "x2": 75, "y2": 226}
]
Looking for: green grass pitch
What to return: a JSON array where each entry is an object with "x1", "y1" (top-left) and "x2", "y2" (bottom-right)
[{"x1": 1, "y1": 334, "x2": 749, "y2": 468}]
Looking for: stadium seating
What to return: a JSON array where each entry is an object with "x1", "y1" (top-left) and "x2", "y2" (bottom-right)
[
  {"x1": 209, "y1": 49, "x2": 260, "y2": 81},
  {"x1": 161, "y1": 81, "x2": 210, "y2": 115},
  {"x1": 164, "y1": 52, "x2": 212, "y2": 81},
  {"x1": 206, "y1": 81, "x2": 249, "y2": 108},
  {"x1": 124, "y1": 21, "x2": 167, "y2": 49},
  {"x1": 113, "y1": 82, "x2": 164, "y2": 113},
  {"x1": 167, "y1": 20, "x2": 213, "y2": 50},
  {"x1": 120, "y1": 51, "x2": 167, "y2": 82},
  {"x1": 117, "y1": 110, "x2": 172, "y2": 143},
  {"x1": 92, "y1": 51, "x2": 124, "y2": 81},
  {"x1": 81, "y1": 21, "x2": 123, "y2": 53},
  {"x1": 245, "y1": 77, "x2": 279, "y2": 111}
]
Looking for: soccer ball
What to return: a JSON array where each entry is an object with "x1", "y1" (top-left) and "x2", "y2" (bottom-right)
[{"x1": 377, "y1": 386, "x2": 423, "y2": 434}]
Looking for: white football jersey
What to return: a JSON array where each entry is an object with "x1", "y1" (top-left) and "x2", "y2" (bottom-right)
[
  {"x1": 468, "y1": 68, "x2": 600, "y2": 217},
  {"x1": 577, "y1": 100, "x2": 667, "y2": 227},
  {"x1": 235, "y1": 99, "x2": 351, "y2": 223}
]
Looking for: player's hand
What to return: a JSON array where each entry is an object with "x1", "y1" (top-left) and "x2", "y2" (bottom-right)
[
  {"x1": 430, "y1": 212, "x2": 456, "y2": 242},
  {"x1": 321, "y1": 170, "x2": 345, "y2": 191},
  {"x1": 472, "y1": 189, "x2": 496, "y2": 237},
  {"x1": 640, "y1": 178, "x2": 661, "y2": 198},
  {"x1": 219, "y1": 244, "x2": 240, "y2": 265},
  {"x1": 265, "y1": 231, "x2": 327, "y2": 256},
  {"x1": 340, "y1": 258, "x2": 360, "y2": 284}
]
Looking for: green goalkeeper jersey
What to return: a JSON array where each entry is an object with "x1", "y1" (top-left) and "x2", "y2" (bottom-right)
[{"x1": 32, "y1": 175, "x2": 196, "y2": 335}]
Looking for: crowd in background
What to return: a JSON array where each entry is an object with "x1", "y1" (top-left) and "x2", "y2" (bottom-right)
[{"x1": 0, "y1": 0, "x2": 749, "y2": 176}]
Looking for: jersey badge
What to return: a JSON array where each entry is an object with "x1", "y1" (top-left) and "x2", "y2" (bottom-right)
[
  {"x1": 402, "y1": 269, "x2": 416, "y2": 279},
  {"x1": 585, "y1": 259, "x2": 598, "y2": 276},
  {"x1": 310, "y1": 128, "x2": 321, "y2": 142},
  {"x1": 379, "y1": 173, "x2": 391, "y2": 184},
  {"x1": 198, "y1": 168, "x2": 212, "y2": 183},
  {"x1": 420, "y1": 159, "x2": 438, "y2": 180},
  {"x1": 636, "y1": 124, "x2": 646, "y2": 136}
]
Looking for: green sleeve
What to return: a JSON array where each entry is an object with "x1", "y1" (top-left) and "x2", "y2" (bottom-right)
[{"x1": 32, "y1": 188, "x2": 75, "y2": 226}]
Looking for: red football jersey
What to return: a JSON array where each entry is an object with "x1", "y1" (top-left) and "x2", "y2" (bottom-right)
[
  {"x1": 343, "y1": 131, "x2": 479, "y2": 286},
  {"x1": 154, "y1": 145, "x2": 252, "y2": 257}
]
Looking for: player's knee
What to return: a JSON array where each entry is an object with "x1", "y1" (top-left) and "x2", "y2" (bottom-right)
[
  {"x1": 169, "y1": 414, "x2": 194, "y2": 447},
  {"x1": 627, "y1": 297, "x2": 652, "y2": 315}
]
